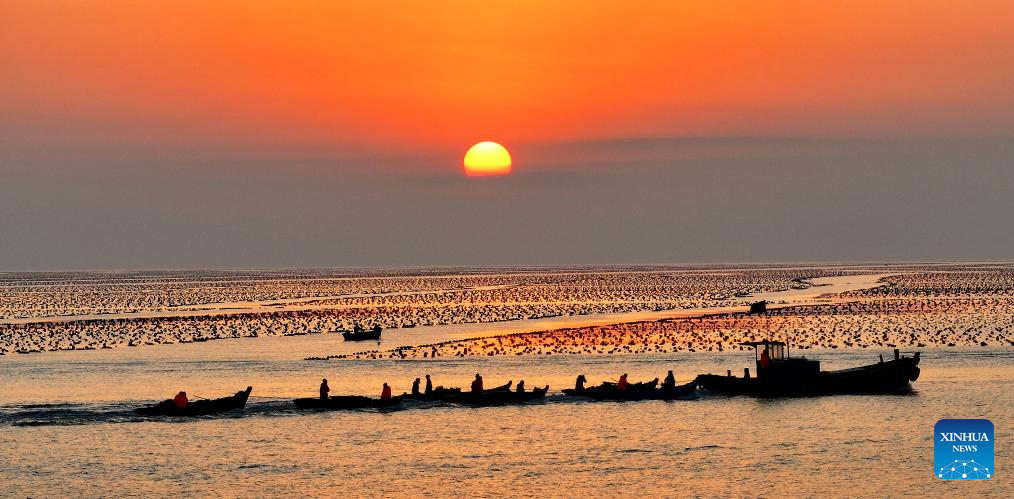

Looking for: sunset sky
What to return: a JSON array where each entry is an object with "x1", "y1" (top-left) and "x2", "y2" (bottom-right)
[{"x1": 3, "y1": 1, "x2": 1013, "y2": 269}]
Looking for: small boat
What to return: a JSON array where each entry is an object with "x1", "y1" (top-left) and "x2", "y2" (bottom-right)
[
  {"x1": 342, "y1": 325, "x2": 382, "y2": 341},
  {"x1": 442, "y1": 385, "x2": 549, "y2": 406},
  {"x1": 429, "y1": 381, "x2": 514, "y2": 403},
  {"x1": 563, "y1": 376, "x2": 696, "y2": 401},
  {"x1": 134, "y1": 387, "x2": 252, "y2": 416},
  {"x1": 402, "y1": 386, "x2": 463, "y2": 401},
  {"x1": 293, "y1": 395, "x2": 403, "y2": 410},
  {"x1": 650, "y1": 381, "x2": 699, "y2": 400},
  {"x1": 695, "y1": 340, "x2": 921, "y2": 397}
]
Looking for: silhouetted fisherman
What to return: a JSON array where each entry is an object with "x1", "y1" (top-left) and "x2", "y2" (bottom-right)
[
  {"x1": 411, "y1": 378, "x2": 421, "y2": 396},
  {"x1": 662, "y1": 370, "x2": 676, "y2": 390},
  {"x1": 381, "y1": 383, "x2": 392, "y2": 400},
  {"x1": 617, "y1": 374, "x2": 630, "y2": 391},
  {"x1": 173, "y1": 391, "x2": 189, "y2": 409},
  {"x1": 516, "y1": 380, "x2": 526, "y2": 393},
  {"x1": 424, "y1": 374, "x2": 433, "y2": 395},
  {"x1": 574, "y1": 375, "x2": 587, "y2": 391},
  {"x1": 319, "y1": 379, "x2": 330, "y2": 400},
  {"x1": 471, "y1": 373, "x2": 484, "y2": 392},
  {"x1": 759, "y1": 347, "x2": 772, "y2": 369}
]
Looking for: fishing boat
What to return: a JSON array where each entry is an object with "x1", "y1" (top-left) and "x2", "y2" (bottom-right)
[
  {"x1": 134, "y1": 386, "x2": 252, "y2": 416},
  {"x1": 402, "y1": 386, "x2": 463, "y2": 401},
  {"x1": 293, "y1": 394, "x2": 403, "y2": 410},
  {"x1": 425, "y1": 381, "x2": 512, "y2": 402},
  {"x1": 650, "y1": 381, "x2": 699, "y2": 400},
  {"x1": 695, "y1": 340, "x2": 921, "y2": 396},
  {"x1": 441, "y1": 384, "x2": 549, "y2": 406},
  {"x1": 563, "y1": 376, "x2": 697, "y2": 401},
  {"x1": 342, "y1": 325, "x2": 382, "y2": 341}
]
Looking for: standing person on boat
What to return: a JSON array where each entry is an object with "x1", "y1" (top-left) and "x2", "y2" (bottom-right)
[
  {"x1": 759, "y1": 347, "x2": 772, "y2": 369},
  {"x1": 381, "y1": 383, "x2": 392, "y2": 400},
  {"x1": 516, "y1": 380, "x2": 526, "y2": 393},
  {"x1": 617, "y1": 374, "x2": 630, "y2": 391},
  {"x1": 471, "y1": 374, "x2": 484, "y2": 392},
  {"x1": 662, "y1": 371, "x2": 676, "y2": 389},
  {"x1": 424, "y1": 375, "x2": 433, "y2": 395},
  {"x1": 173, "y1": 391, "x2": 189, "y2": 409},
  {"x1": 411, "y1": 378, "x2": 421, "y2": 396},
  {"x1": 319, "y1": 379, "x2": 330, "y2": 400}
]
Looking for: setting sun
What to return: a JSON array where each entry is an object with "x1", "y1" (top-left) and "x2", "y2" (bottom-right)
[{"x1": 463, "y1": 141, "x2": 512, "y2": 176}]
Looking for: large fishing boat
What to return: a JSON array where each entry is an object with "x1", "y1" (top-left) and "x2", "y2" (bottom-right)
[{"x1": 695, "y1": 340, "x2": 920, "y2": 396}]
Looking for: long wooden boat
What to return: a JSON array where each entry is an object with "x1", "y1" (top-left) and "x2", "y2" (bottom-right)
[
  {"x1": 563, "y1": 378, "x2": 697, "y2": 401},
  {"x1": 134, "y1": 387, "x2": 252, "y2": 416},
  {"x1": 442, "y1": 385, "x2": 549, "y2": 406},
  {"x1": 650, "y1": 381, "x2": 699, "y2": 400},
  {"x1": 296, "y1": 381, "x2": 517, "y2": 409},
  {"x1": 402, "y1": 386, "x2": 463, "y2": 401},
  {"x1": 429, "y1": 381, "x2": 513, "y2": 403},
  {"x1": 695, "y1": 341, "x2": 921, "y2": 397},
  {"x1": 293, "y1": 394, "x2": 403, "y2": 410},
  {"x1": 562, "y1": 378, "x2": 656, "y2": 400}
]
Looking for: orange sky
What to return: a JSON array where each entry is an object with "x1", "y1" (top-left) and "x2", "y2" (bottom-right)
[{"x1": 3, "y1": 0, "x2": 1013, "y2": 157}]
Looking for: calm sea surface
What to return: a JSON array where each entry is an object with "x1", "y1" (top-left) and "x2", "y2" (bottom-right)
[{"x1": 1, "y1": 335, "x2": 1009, "y2": 497}]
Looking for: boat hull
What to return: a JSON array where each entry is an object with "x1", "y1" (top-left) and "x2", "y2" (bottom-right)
[
  {"x1": 134, "y1": 387, "x2": 253, "y2": 416},
  {"x1": 563, "y1": 380, "x2": 697, "y2": 401},
  {"x1": 696, "y1": 355, "x2": 921, "y2": 397},
  {"x1": 440, "y1": 386, "x2": 549, "y2": 406}
]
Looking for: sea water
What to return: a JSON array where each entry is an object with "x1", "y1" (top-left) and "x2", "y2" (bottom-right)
[{"x1": 1, "y1": 339, "x2": 1009, "y2": 497}]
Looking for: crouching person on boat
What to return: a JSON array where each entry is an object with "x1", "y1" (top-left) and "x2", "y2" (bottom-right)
[
  {"x1": 516, "y1": 380, "x2": 526, "y2": 393},
  {"x1": 471, "y1": 374, "x2": 484, "y2": 392},
  {"x1": 574, "y1": 375, "x2": 586, "y2": 391},
  {"x1": 381, "y1": 383, "x2": 392, "y2": 400},
  {"x1": 617, "y1": 374, "x2": 630, "y2": 390},
  {"x1": 662, "y1": 370, "x2": 676, "y2": 390},
  {"x1": 412, "y1": 378, "x2": 421, "y2": 396},
  {"x1": 173, "y1": 391, "x2": 189, "y2": 409},
  {"x1": 320, "y1": 379, "x2": 330, "y2": 400}
]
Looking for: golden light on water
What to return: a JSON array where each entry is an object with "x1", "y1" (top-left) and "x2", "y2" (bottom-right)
[{"x1": 463, "y1": 141, "x2": 512, "y2": 176}]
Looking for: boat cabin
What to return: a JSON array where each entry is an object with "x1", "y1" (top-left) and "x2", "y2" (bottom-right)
[{"x1": 740, "y1": 340, "x2": 820, "y2": 380}]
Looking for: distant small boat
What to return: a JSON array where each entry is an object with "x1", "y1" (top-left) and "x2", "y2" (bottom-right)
[
  {"x1": 342, "y1": 325, "x2": 382, "y2": 341},
  {"x1": 293, "y1": 395, "x2": 402, "y2": 410},
  {"x1": 695, "y1": 340, "x2": 921, "y2": 396},
  {"x1": 134, "y1": 387, "x2": 252, "y2": 416}
]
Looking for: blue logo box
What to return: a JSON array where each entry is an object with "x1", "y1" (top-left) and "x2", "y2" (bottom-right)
[{"x1": 935, "y1": 419, "x2": 994, "y2": 479}]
